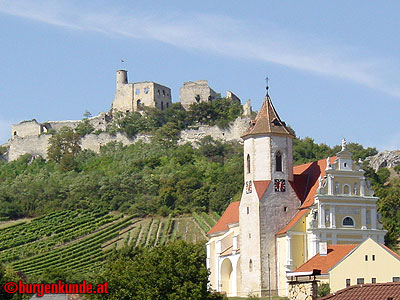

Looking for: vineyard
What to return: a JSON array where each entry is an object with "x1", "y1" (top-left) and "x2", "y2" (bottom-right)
[{"x1": 0, "y1": 209, "x2": 219, "y2": 276}]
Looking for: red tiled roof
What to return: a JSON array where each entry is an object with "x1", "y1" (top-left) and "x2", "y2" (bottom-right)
[
  {"x1": 320, "y1": 282, "x2": 400, "y2": 300},
  {"x1": 294, "y1": 244, "x2": 357, "y2": 274},
  {"x1": 276, "y1": 209, "x2": 308, "y2": 235},
  {"x1": 381, "y1": 243, "x2": 400, "y2": 260},
  {"x1": 293, "y1": 157, "x2": 336, "y2": 208},
  {"x1": 208, "y1": 202, "x2": 240, "y2": 235},
  {"x1": 253, "y1": 180, "x2": 271, "y2": 199}
]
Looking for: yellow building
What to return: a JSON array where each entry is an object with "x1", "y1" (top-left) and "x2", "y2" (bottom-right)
[
  {"x1": 291, "y1": 238, "x2": 400, "y2": 292},
  {"x1": 206, "y1": 90, "x2": 387, "y2": 297}
]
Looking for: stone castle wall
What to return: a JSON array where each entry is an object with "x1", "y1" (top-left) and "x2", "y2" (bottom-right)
[
  {"x1": 179, "y1": 117, "x2": 250, "y2": 145},
  {"x1": 3, "y1": 117, "x2": 251, "y2": 161}
]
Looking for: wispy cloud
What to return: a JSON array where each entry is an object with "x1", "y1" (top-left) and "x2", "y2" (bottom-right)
[{"x1": 0, "y1": 0, "x2": 399, "y2": 98}]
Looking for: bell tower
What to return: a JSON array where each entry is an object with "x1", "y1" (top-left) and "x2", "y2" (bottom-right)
[
  {"x1": 243, "y1": 92, "x2": 294, "y2": 184},
  {"x1": 239, "y1": 87, "x2": 297, "y2": 296}
]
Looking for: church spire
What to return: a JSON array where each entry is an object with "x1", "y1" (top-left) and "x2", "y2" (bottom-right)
[{"x1": 241, "y1": 91, "x2": 294, "y2": 138}]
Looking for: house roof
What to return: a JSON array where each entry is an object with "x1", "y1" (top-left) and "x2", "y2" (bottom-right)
[
  {"x1": 208, "y1": 202, "x2": 240, "y2": 235},
  {"x1": 293, "y1": 156, "x2": 336, "y2": 209},
  {"x1": 295, "y1": 239, "x2": 400, "y2": 275},
  {"x1": 276, "y1": 209, "x2": 308, "y2": 235},
  {"x1": 241, "y1": 94, "x2": 294, "y2": 138},
  {"x1": 320, "y1": 282, "x2": 400, "y2": 300},
  {"x1": 381, "y1": 243, "x2": 400, "y2": 260},
  {"x1": 294, "y1": 244, "x2": 357, "y2": 274}
]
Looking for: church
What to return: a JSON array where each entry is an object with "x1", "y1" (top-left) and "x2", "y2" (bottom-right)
[{"x1": 206, "y1": 90, "x2": 386, "y2": 297}]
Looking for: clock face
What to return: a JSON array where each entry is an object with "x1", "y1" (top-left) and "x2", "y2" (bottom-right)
[
  {"x1": 274, "y1": 179, "x2": 286, "y2": 192},
  {"x1": 246, "y1": 180, "x2": 252, "y2": 194}
]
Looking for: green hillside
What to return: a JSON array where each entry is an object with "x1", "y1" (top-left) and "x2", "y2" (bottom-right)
[{"x1": 0, "y1": 209, "x2": 219, "y2": 278}]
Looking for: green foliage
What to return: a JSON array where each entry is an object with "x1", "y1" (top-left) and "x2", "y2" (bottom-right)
[
  {"x1": 0, "y1": 146, "x2": 7, "y2": 156},
  {"x1": 394, "y1": 164, "x2": 400, "y2": 175},
  {"x1": 187, "y1": 98, "x2": 243, "y2": 128},
  {"x1": 293, "y1": 137, "x2": 331, "y2": 165},
  {"x1": 88, "y1": 240, "x2": 224, "y2": 300},
  {"x1": 75, "y1": 119, "x2": 95, "y2": 137},
  {"x1": 0, "y1": 265, "x2": 24, "y2": 300},
  {"x1": 47, "y1": 127, "x2": 81, "y2": 171},
  {"x1": 293, "y1": 137, "x2": 378, "y2": 165},
  {"x1": 107, "y1": 99, "x2": 242, "y2": 139},
  {"x1": 83, "y1": 110, "x2": 92, "y2": 119},
  {"x1": 377, "y1": 168, "x2": 390, "y2": 184},
  {"x1": 317, "y1": 283, "x2": 331, "y2": 298},
  {"x1": 0, "y1": 137, "x2": 241, "y2": 218}
]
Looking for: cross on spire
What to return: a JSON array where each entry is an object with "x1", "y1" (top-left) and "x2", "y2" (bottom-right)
[{"x1": 265, "y1": 76, "x2": 269, "y2": 94}]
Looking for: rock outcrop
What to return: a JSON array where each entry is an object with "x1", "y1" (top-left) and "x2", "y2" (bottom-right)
[{"x1": 366, "y1": 150, "x2": 400, "y2": 171}]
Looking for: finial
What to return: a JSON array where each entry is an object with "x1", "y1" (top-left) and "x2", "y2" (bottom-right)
[
  {"x1": 341, "y1": 138, "x2": 347, "y2": 151},
  {"x1": 265, "y1": 76, "x2": 269, "y2": 95}
]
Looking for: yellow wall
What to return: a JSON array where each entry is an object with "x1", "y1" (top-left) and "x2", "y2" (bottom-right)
[{"x1": 330, "y1": 238, "x2": 400, "y2": 292}]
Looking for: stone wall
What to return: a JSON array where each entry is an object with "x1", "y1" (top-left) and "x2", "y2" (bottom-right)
[
  {"x1": 6, "y1": 132, "x2": 151, "y2": 161},
  {"x1": 288, "y1": 281, "x2": 318, "y2": 300},
  {"x1": 4, "y1": 117, "x2": 250, "y2": 161},
  {"x1": 8, "y1": 135, "x2": 51, "y2": 161},
  {"x1": 180, "y1": 80, "x2": 217, "y2": 110},
  {"x1": 11, "y1": 120, "x2": 42, "y2": 138},
  {"x1": 179, "y1": 117, "x2": 251, "y2": 145}
]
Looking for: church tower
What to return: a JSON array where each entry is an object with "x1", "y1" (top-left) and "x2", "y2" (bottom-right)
[{"x1": 239, "y1": 90, "x2": 299, "y2": 296}]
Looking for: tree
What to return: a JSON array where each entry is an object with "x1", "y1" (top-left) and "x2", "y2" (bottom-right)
[
  {"x1": 47, "y1": 127, "x2": 81, "y2": 171},
  {"x1": 0, "y1": 265, "x2": 24, "y2": 300},
  {"x1": 83, "y1": 110, "x2": 92, "y2": 119},
  {"x1": 317, "y1": 283, "x2": 330, "y2": 298},
  {"x1": 75, "y1": 119, "x2": 94, "y2": 137},
  {"x1": 89, "y1": 241, "x2": 224, "y2": 300}
]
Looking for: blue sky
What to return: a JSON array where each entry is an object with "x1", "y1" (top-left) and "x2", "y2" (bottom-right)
[{"x1": 0, "y1": 1, "x2": 399, "y2": 150}]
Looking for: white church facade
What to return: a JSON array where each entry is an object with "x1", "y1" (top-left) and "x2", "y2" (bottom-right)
[{"x1": 206, "y1": 92, "x2": 386, "y2": 297}]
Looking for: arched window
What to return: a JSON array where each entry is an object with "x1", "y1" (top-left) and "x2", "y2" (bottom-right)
[
  {"x1": 247, "y1": 154, "x2": 251, "y2": 174},
  {"x1": 276, "y1": 152, "x2": 282, "y2": 172},
  {"x1": 342, "y1": 216, "x2": 355, "y2": 227},
  {"x1": 13, "y1": 131, "x2": 17, "y2": 136},
  {"x1": 137, "y1": 99, "x2": 142, "y2": 107},
  {"x1": 249, "y1": 259, "x2": 253, "y2": 272},
  {"x1": 343, "y1": 184, "x2": 350, "y2": 195},
  {"x1": 161, "y1": 101, "x2": 164, "y2": 110}
]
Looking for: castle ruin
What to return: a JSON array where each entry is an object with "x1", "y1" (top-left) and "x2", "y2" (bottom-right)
[
  {"x1": 112, "y1": 70, "x2": 172, "y2": 112},
  {"x1": 2, "y1": 70, "x2": 253, "y2": 161}
]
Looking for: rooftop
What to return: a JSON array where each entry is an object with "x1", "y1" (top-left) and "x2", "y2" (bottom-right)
[
  {"x1": 294, "y1": 244, "x2": 357, "y2": 274},
  {"x1": 320, "y1": 282, "x2": 400, "y2": 300}
]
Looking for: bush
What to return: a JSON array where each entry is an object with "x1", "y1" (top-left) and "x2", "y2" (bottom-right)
[{"x1": 89, "y1": 241, "x2": 225, "y2": 300}]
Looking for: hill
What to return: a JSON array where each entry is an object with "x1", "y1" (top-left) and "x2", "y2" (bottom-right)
[{"x1": 0, "y1": 209, "x2": 218, "y2": 279}]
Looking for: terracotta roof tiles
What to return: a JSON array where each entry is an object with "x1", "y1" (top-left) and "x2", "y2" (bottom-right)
[
  {"x1": 294, "y1": 244, "x2": 357, "y2": 274},
  {"x1": 208, "y1": 202, "x2": 240, "y2": 235},
  {"x1": 241, "y1": 94, "x2": 294, "y2": 138},
  {"x1": 320, "y1": 282, "x2": 400, "y2": 300},
  {"x1": 276, "y1": 209, "x2": 308, "y2": 235}
]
